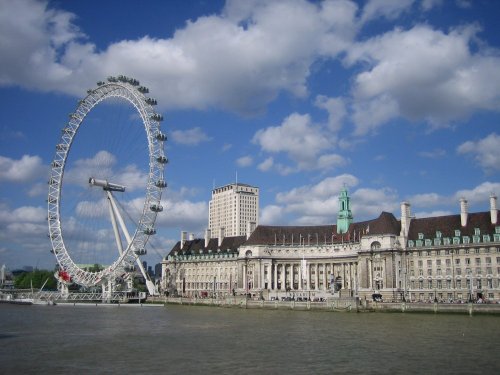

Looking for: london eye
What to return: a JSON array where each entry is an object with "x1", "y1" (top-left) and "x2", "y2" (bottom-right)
[{"x1": 47, "y1": 76, "x2": 167, "y2": 296}]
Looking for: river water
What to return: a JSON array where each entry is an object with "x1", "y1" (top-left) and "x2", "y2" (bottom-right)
[{"x1": 0, "y1": 304, "x2": 498, "y2": 374}]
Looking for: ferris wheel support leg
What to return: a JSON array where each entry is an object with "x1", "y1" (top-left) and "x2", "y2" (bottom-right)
[
  {"x1": 107, "y1": 192, "x2": 158, "y2": 296},
  {"x1": 107, "y1": 191, "x2": 124, "y2": 256}
]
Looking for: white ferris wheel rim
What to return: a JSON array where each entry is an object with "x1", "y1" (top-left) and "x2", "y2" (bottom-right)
[{"x1": 47, "y1": 76, "x2": 167, "y2": 287}]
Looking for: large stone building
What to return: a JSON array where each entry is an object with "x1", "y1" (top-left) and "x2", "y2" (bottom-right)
[
  {"x1": 208, "y1": 183, "x2": 259, "y2": 238},
  {"x1": 162, "y1": 186, "x2": 500, "y2": 303}
]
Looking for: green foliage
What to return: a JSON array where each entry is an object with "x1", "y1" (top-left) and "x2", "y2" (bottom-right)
[{"x1": 14, "y1": 269, "x2": 57, "y2": 290}]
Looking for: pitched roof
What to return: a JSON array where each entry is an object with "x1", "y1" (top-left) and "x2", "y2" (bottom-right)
[
  {"x1": 244, "y1": 212, "x2": 401, "y2": 246},
  {"x1": 407, "y1": 211, "x2": 499, "y2": 240},
  {"x1": 166, "y1": 235, "x2": 247, "y2": 258}
]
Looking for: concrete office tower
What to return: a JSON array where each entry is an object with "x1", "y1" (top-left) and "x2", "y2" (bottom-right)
[{"x1": 209, "y1": 183, "x2": 259, "y2": 238}]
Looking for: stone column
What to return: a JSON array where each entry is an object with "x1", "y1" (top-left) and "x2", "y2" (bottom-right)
[
  {"x1": 323, "y1": 264, "x2": 327, "y2": 291},
  {"x1": 281, "y1": 264, "x2": 286, "y2": 290},
  {"x1": 299, "y1": 262, "x2": 303, "y2": 291},
  {"x1": 273, "y1": 263, "x2": 277, "y2": 290},
  {"x1": 315, "y1": 263, "x2": 319, "y2": 290}
]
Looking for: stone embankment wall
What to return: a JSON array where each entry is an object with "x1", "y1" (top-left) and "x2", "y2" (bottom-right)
[{"x1": 162, "y1": 296, "x2": 500, "y2": 315}]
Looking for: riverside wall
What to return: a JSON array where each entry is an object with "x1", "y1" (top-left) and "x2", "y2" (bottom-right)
[{"x1": 160, "y1": 296, "x2": 500, "y2": 315}]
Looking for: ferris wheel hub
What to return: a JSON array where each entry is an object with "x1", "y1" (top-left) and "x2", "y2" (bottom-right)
[{"x1": 88, "y1": 177, "x2": 126, "y2": 192}]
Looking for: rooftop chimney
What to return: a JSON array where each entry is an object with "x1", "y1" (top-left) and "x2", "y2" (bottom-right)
[
  {"x1": 491, "y1": 194, "x2": 498, "y2": 225},
  {"x1": 181, "y1": 231, "x2": 187, "y2": 248},
  {"x1": 204, "y1": 229, "x2": 211, "y2": 248},
  {"x1": 460, "y1": 198, "x2": 468, "y2": 227},
  {"x1": 400, "y1": 201, "x2": 411, "y2": 237},
  {"x1": 189, "y1": 233, "x2": 195, "y2": 241},
  {"x1": 218, "y1": 227, "x2": 225, "y2": 247}
]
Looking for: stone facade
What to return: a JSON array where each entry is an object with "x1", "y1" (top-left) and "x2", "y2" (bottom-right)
[{"x1": 162, "y1": 192, "x2": 500, "y2": 303}]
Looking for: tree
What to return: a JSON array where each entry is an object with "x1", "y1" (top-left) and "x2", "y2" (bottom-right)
[{"x1": 14, "y1": 270, "x2": 57, "y2": 290}]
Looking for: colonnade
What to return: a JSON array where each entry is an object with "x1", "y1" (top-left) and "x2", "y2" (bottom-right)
[{"x1": 242, "y1": 260, "x2": 358, "y2": 294}]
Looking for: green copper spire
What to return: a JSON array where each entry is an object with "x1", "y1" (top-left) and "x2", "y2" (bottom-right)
[{"x1": 337, "y1": 186, "x2": 353, "y2": 234}]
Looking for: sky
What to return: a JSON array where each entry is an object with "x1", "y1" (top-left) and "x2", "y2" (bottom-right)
[{"x1": 0, "y1": 0, "x2": 499, "y2": 270}]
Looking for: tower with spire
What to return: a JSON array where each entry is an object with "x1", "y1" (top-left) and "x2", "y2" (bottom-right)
[{"x1": 337, "y1": 186, "x2": 353, "y2": 234}]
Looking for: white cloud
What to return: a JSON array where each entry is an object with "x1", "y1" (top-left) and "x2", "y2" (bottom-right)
[
  {"x1": 259, "y1": 205, "x2": 285, "y2": 225},
  {"x1": 0, "y1": 0, "x2": 357, "y2": 115},
  {"x1": 0, "y1": 154, "x2": 46, "y2": 183},
  {"x1": 314, "y1": 95, "x2": 347, "y2": 132},
  {"x1": 236, "y1": 156, "x2": 253, "y2": 167},
  {"x1": 64, "y1": 150, "x2": 147, "y2": 191},
  {"x1": 406, "y1": 193, "x2": 447, "y2": 208},
  {"x1": 257, "y1": 157, "x2": 274, "y2": 172},
  {"x1": 253, "y1": 113, "x2": 340, "y2": 171},
  {"x1": 346, "y1": 24, "x2": 500, "y2": 134},
  {"x1": 418, "y1": 149, "x2": 446, "y2": 159},
  {"x1": 420, "y1": 0, "x2": 443, "y2": 11},
  {"x1": 413, "y1": 210, "x2": 452, "y2": 218},
  {"x1": 171, "y1": 127, "x2": 212, "y2": 146},
  {"x1": 457, "y1": 133, "x2": 500, "y2": 172},
  {"x1": 360, "y1": 0, "x2": 415, "y2": 24},
  {"x1": 0, "y1": 205, "x2": 46, "y2": 223},
  {"x1": 454, "y1": 182, "x2": 500, "y2": 205}
]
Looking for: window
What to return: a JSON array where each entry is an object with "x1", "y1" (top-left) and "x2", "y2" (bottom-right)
[
  {"x1": 455, "y1": 230, "x2": 461, "y2": 237},
  {"x1": 427, "y1": 269, "x2": 432, "y2": 276},
  {"x1": 446, "y1": 259, "x2": 451, "y2": 266},
  {"x1": 474, "y1": 228, "x2": 481, "y2": 236},
  {"x1": 483, "y1": 235, "x2": 490, "y2": 243},
  {"x1": 436, "y1": 231, "x2": 442, "y2": 238},
  {"x1": 456, "y1": 268, "x2": 462, "y2": 275},
  {"x1": 465, "y1": 258, "x2": 471, "y2": 265},
  {"x1": 455, "y1": 259, "x2": 461, "y2": 265},
  {"x1": 456, "y1": 280, "x2": 462, "y2": 289},
  {"x1": 463, "y1": 236, "x2": 470, "y2": 244},
  {"x1": 444, "y1": 238, "x2": 451, "y2": 245},
  {"x1": 437, "y1": 259, "x2": 441, "y2": 266},
  {"x1": 418, "y1": 233, "x2": 424, "y2": 240},
  {"x1": 427, "y1": 260, "x2": 432, "y2": 267}
]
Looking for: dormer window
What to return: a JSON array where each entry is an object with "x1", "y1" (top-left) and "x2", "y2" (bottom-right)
[
  {"x1": 455, "y1": 230, "x2": 461, "y2": 237},
  {"x1": 483, "y1": 235, "x2": 490, "y2": 243},
  {"x1": 474, "y1": 228, "x2": 481, "y2": 236},
  {"x1": 418, "y1": 233, "x2": 424, "y2": 240},
  {"x1": 443, "y1": 238, "x2": 451, "y2": 245},
  {"x1": 495, "y1": 226, "x2": 500, "y2": 234},
  {"x1": 463, "y1": 236, "x2": 470, "y2": 244},
  {"x1": 436, "y1": 231, "x2": 442, "y2": 238},
  {"x1": 408, "y1": 240, "x2": 414, "y2": 247}
]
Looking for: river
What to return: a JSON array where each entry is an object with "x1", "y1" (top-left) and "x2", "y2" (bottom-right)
[{"x1": 0, "y1": 304, "x2": 498, "y2": 374}]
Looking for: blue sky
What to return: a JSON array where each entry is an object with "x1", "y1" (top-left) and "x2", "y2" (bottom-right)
[{"x1": 1, "y1": 0, "x2": 499, "y2": 270}]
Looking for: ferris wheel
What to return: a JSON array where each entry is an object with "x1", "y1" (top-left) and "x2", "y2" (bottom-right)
[{"x1": 47, "y1": 75, "x2": 167, "y2": 295}]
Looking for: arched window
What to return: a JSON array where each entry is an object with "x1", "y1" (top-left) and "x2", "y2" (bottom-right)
[
  {"x1": 371, "y1": 241, "x2": 381, "y2": 250},
  {"x1": 245, "y1": 250, "x2": 252, "y2": 257}
]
